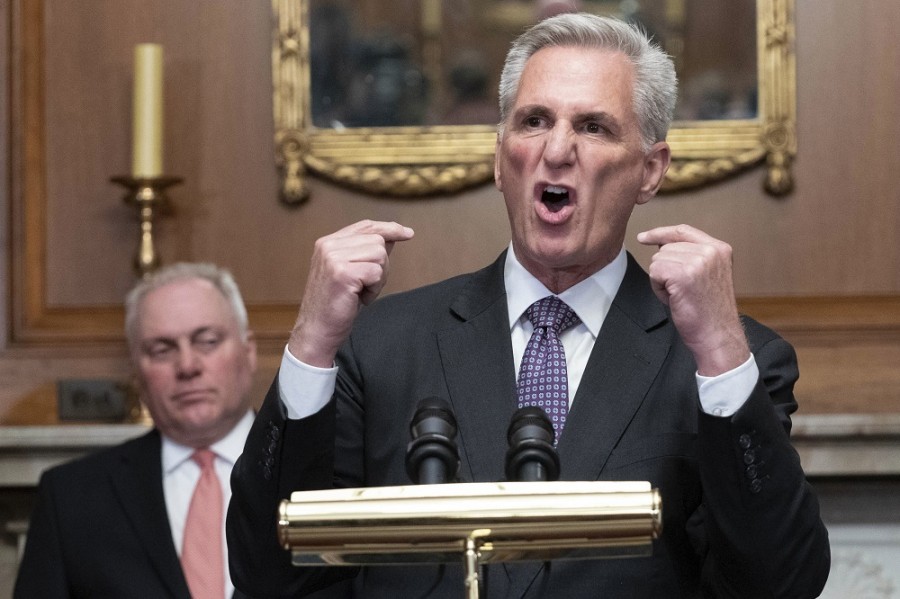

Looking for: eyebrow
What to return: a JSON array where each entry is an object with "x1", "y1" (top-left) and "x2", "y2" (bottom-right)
[{"x1": 512, "y1": 104, "x2": 552, "y2": 121}]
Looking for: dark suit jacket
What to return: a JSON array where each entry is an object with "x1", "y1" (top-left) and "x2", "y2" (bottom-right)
[
  {"x1": 14, "y1": 429, "x2": 250, "y2": 599},
  {"x1": 228, "y1": 252, "x2": 830, "y2": 598}
]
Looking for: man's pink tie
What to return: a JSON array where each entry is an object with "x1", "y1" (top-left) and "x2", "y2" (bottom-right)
[{"x1": 181, "y1": 449, "x2": 224, "y2": 599}]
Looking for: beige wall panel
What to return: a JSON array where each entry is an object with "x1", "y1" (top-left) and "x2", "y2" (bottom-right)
[{"x1": 42, "y1": 1, "x2": 276, "y2": 305}]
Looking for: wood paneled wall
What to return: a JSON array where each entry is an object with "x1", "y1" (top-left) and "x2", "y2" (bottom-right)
[{"x1": 3, "y1": 0, "x2": 900, "y2": 423}]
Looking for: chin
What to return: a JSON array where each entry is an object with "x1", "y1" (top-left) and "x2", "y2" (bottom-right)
[{"x1": 530, "y1": 239, "x2": 579, "y2": 263}]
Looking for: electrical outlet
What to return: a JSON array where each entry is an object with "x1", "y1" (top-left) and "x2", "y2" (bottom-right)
[{"x1": 57, "y1": 379, "x2": 130, "y2": 421}]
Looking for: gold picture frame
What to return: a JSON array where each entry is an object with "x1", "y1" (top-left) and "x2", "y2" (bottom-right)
[{"x1": 278, "y1": 0, "x2": 795, "y2": 203}]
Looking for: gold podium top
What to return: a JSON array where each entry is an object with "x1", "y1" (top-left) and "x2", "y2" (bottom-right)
[{"x1": 278, "y1": 481, "x2": 661, "y2": 566}]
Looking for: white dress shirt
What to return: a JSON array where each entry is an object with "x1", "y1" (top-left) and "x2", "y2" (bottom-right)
[
  {"x1": 278, "y1": 246, "x2": 757, "y2": 420},
  {"x1": 162, "y1": 410, "x2": 254, "y2": 599}
]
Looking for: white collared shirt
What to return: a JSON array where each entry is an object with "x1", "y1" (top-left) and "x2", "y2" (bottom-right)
[
  {"x1": 162, "y1": 410, "x2": 254, "y2": 599},
  {"x1": 504, "y1": 244, "x2": 626, "y2": 409}
]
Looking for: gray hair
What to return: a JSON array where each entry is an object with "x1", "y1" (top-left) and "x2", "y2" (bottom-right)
[
  {"x1": 124, "y1": 262, "x2": 249, "y2": 349},
  {"x1": 498, "y1": 12, "x2": 677, "y2": 149}
]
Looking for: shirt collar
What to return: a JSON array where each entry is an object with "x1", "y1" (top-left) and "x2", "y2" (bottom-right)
[
  {"x1": 504, "y1": 244, "x2": 627, "y2": 339},
  {"x1": 161, "y1": 410, "x2": 254, "y2": 475}
]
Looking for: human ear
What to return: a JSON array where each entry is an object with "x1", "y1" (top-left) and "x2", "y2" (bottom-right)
[{"x1": 636, "y1": 141, "x2": 671, "y2": 204}]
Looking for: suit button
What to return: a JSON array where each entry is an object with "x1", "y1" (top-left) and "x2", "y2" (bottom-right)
[
  {"x1": 746, "y1": 464, "x2": 758, "y2": 479},
  {"x1": 750, "y1": 478, "x2": 763, "y2": 494},
  {"x1": 259, "y1": 459, "x2": 273, "y2": 481},
  {"x1": 743, "y1": 450, "x2": 755, "y2": 465},
  {"x1": 738, "y1": 434, "x2": 752, "y2": 449}
]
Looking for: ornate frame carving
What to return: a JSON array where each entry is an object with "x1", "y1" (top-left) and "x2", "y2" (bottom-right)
[{"x1": 272, "y1": 0, "x2": 797, "y2": 203}]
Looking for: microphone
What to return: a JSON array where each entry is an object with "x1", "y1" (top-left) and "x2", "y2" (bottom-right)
[
  {"x1": 406, "y1": 397, "x2": 460, "y2": 485},
  {"x1": 505, "y1": 407, "x2": 560, "y2": 482}
]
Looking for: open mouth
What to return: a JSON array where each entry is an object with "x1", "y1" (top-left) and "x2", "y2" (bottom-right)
[{"x1": 541, "y1": 185, "x2": 571, "y2": 213}]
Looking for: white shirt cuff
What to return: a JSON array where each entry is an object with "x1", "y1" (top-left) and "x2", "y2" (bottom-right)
[
  {"x1": 695, "y1": 355, "x2": 759, "y2": 418},
  {"x1": 278, "y1": 344, "x2": 338, "y2": 420}
]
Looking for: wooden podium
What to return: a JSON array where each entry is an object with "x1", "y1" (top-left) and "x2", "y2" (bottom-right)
[{"x1": 278, "y1": 481, "x2": 661, "y2": 598}]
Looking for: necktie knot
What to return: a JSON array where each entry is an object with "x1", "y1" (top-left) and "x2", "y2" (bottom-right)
[
  {"x1": 526, "y1": 296, "x2": 580, "y2": 333},
  {"x1": 192, "y1": 448, "x2": 216, "y2": 471}
]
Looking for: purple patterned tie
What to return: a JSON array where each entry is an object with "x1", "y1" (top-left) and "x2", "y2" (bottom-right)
[{"x1": 517, "y1": 296, "x2": 581, "y2": 444}]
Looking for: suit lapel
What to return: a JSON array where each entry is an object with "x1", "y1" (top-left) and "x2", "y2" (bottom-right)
[
  {"x1": 437, "y1": 253, "x2": 517, "y2": 484},
  {"x1": 436, "y1": 254, "x2": 519, "y2": 593},
  {"x1": 109, "y1": 430, "x2": 191, "y2": 599},
  {"x1": 557, "y1": 254, "x2": 671, "y2": 481}
]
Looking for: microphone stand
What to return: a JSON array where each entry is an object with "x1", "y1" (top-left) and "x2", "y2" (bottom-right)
[{"x1": 464, "y1": 536, "x2": 482, "y2": 599}]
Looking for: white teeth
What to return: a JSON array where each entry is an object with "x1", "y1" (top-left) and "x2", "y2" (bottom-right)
[{"x1": 545, "y1": 185, "x2": 567, "y2": 195}]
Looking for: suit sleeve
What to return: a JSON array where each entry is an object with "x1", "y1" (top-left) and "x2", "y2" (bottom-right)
[
  {"x1": 693, "y1": 324, "x2": 831, "y2": 597},
  {"x1": 227, "y1": 375, "x2": 357, "y2": 598},
  {"x1": 14, "y1": 471, "x2": 70, "y2": 598}
]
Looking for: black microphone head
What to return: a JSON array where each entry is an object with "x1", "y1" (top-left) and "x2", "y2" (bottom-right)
[
  {"x1": 507, "y1": 406, "x2": 555, "y2": 446},
  {"x1": 406, "y1": 397, "x2": 460, "y2": 484},
  {"x1": 410, "y1": 397, "x2": 458, "y2": 440},
  {"x1": 505, "y1": 406, "x2": 560, "y2": 482}
]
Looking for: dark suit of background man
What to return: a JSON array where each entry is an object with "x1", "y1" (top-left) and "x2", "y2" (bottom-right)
[
  {"x1": 15, "y1": 263, "x2": 259, "y2": 599},
  {"x1": 228, "y1": 13, "x2": 831, "y2": 598}
]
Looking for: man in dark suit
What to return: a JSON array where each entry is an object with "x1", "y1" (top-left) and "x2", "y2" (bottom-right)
[
  {"x1": 228, "y1": 13, "x2": 830, "y2": 598},
  {"x1": 15, "y1": 263, "x2": 259, "y2": 599}
]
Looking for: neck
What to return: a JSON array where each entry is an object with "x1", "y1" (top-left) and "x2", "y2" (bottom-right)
[{"x1": 520, "y1": 249, "x2": 621, "y2": 295}]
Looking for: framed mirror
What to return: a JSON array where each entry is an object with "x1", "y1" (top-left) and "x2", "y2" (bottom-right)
[{"x1": 272, "y1": 0, "x2": 795, "y2": 203}]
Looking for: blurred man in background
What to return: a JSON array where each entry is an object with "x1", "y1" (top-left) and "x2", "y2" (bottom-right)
[{"x1": 16, "y1": 262, "x2": 257, "y2": 599}]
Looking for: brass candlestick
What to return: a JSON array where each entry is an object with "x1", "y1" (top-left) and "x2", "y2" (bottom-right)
[{"x1": 111, "y1": 175, "x2": 182, "y2": 279}]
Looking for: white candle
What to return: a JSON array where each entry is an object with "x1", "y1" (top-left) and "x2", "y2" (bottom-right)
[{"x1": 132, "y1": 44, "x2": 164, "y2": 178}]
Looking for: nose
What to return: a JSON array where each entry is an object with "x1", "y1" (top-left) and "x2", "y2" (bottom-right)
[
  {"x1": 542, "y1": 123, "x2": 576, "y2": 169},
  {"x1": 174, "y1": 346, "x2": 202, "y2": 380}
]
